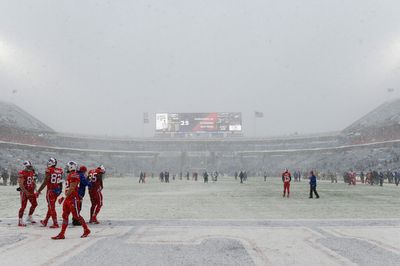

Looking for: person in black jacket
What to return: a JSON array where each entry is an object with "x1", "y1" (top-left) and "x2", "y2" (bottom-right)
[
  {"x1": 203, "y1": 172, "x2": 208, "y2": 183},
  {"x1": 159, "y1": 171, "x2": 164, "y2": 183},
  {"x1": 239, "y1": 171, "x2": 244, "y2": 183},
  {"x1": 395, "y1": 171, "x2": 400, "y2": 186}
]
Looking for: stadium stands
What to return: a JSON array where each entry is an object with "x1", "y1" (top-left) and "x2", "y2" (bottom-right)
[
  {"x1": 1, "y1": 100, "x2": 400, "y2": 176},
  {"x1": 343, "y1": 99, "x2": 400, "y2": 143}
]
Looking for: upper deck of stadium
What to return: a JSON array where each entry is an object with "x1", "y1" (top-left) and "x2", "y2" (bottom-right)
[{"x1": 2, "y1": 99, "x2": 400, "y2": 152}]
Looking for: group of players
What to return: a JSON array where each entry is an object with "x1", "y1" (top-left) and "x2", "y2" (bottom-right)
[
  {"x1": 17, "y1": 158, "x2": 105, "y2": 240},
  {"x1": 281, "y1": 168, "x2": 320, "y2": 198}
]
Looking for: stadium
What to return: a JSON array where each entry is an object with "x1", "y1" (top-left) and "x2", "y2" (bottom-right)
[
  {"x1": 1, "y1": 100, "x2": 400, "y2": 265},
  {"x1": 2, "y1": 1, "x2": 400, "y2": 264},
  {"x1": 1, "y1": 100, "x2": 400, "y2": 177}
]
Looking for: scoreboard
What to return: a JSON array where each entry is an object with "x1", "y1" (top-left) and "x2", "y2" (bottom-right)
[{"x1": 155, "y1": 113, "x2": 242, "y2": 133}]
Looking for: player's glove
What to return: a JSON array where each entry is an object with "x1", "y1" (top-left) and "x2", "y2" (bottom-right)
[
  {"x1": 16, "y1": 187, "x2": 21, "y2": 192},
  {"x1": 58, "y1": 197, "x2": 64, "y2": 205}
]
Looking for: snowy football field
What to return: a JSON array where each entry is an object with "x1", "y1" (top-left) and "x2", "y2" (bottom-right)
[{"x1": 1, "y1": 176, "x2": 400, "y2": 265}]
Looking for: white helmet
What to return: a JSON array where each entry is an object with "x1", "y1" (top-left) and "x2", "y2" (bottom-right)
[
  {"x1": 47, "y1": 158, "x2": 57, "y2": 167},
  {"x1": 98, "y1": 165, "x2": 106, "y2": 174},
  {"x1": 66, "y1": 161, "x2": 78, "y2": 172},
  {"x1": 23, "y1": 161, "x2": 33, "y2": 169}
]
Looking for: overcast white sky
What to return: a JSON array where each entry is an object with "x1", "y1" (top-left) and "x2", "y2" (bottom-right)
[{"x1": 0, "y1": 0, "x2": 399, "y2": 137}]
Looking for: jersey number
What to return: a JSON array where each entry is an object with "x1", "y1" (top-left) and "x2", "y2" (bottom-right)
[
  {"x1": 26, "y1": 176, "x2": 33, "y2": 185},
  {"x1": 50, "y1": 173, "x2": 62, "y2": 184},
  {"x1": 89, "y1": 173, "x2": 97, "y2": 182}
]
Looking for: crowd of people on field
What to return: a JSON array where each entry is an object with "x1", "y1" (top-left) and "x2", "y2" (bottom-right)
[
  {"x1": 136, "y1": 171, "x2": 223, "y2": 183},
  {"x1": 341, "y1": 170, "x2": 400, "y2": 186},
  {"x1": 130, "y1": 167, "x2": 400, "y2": 187},
  {"x1": 132, "y1": 167, "x2": 400, "y2": 202},
  {"x1": 304, "y1": 169, "x2": 400, "y2": 187},
  {"x1": 0, "y1": 166, "x2": 18, "y2": 186}
]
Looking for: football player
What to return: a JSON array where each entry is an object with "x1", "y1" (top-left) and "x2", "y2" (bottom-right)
[
  {"x1": 282, "y1": 168, "x2": 292, "y2": 198},
  {"x1": 88, "y1": 165, "x2": 105, "y2": 224},
  {"x1": 37, "y1": 158, "x2": 63, "y2": 228},
  {"x1": 72, "y1": 165, "x2": 91, "y2": 226},
  {"x1": 17, "y1": 161, "x2": 38, "y2": 226},
  {"x1": 52, "y1": 161, "x2": 90, "y2": 240}
]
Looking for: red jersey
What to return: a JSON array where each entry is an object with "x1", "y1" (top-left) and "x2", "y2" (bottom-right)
[
  {"x1": 18, "y1": 170, "x2": 36, "y2": 192},
  {"x1": 65, "y1": 172, "x2": 80, "y2": 199},
  {"x1": 88, "y1": 169, "x2": 103, "y2": 192},
  {"x1": 45, "y1": 167, "x2": 63, "y2": 190},
  {"x1": 282, "y1": 171, "x2": 292, "y2": 183}
]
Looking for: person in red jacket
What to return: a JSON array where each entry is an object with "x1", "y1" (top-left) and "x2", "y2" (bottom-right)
[
  {"x1": 18, "y1": 161, "x2": 38, "y2": 226},
  {"x1": 37, "y1": 158, "x2": 63, "y2": 228},
  {"x1": 282, "y1": 168, "x2": 292, "y2": 198},
  {"x1": 88, "y1": 165, "x2": 105, "y2": 224},
  {"x1": 52, "y1": 161, "x2": 90, "y2": 240}
]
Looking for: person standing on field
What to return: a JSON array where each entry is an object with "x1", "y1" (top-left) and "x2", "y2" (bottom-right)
[
  {"x1": 203, "y1": 171, "x2": 209, "y2": 183},
  {"x1": 395, "y1": 170, "x2": 400, "y2": 186},
  {"x1": 52, "y1": 161, "x2": 90, "y2": 240},
  {"x1": 37, "y1": 158, "x2": 63, "y2": 228},
  {"x1": 18, "y1": 161, "x2": 38, "y2": 226},
  {"x1": 239, "y1": 171, "x2": 244, "y2": 183},
  {"x1": 282, "y1": 169, "x2": 291, "y2": 198},
  {"x1": 309, "y1": 171, "x2": 319, "y2": 199},
  {"x1": 88, "y1": 165, "x2": 105, "y2": 224},
  {"x1": 72, "y1": 165, "x2": 91, "y2": 226},
  {"x1": 1, "y1": 167, "x2": 9, "y2": 186}
]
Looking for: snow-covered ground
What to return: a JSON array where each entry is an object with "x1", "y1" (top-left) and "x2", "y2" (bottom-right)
[{"x1": 1, "y1": 177, "x2": 399, "y2": 265}]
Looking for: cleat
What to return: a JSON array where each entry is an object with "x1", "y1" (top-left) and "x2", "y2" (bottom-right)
[
  {"x1": 51, "y1": 234, "x2": 65, "y2": 240},
  {"x1": 49, "y1": 224, "x2": 59, "y2": 229},
  {"x1": 40, "y1": 220, "x2": 47, "y2": 227},
  {"x1": 27, "y1": 216, "x2": 36, "y2": 224},
  {"x1": 18, "y1": 218, "x2": 26, "y2": 227},
  {"x1": 81, "y1": 229, "x2": 91, "y2": 238},
  {"x1": 92, "y1": 217, "x2": 99, "y2": 224}
]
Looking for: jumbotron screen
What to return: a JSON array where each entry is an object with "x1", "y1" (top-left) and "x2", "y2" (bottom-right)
[{"x1": 155, "y1": 113, "x2": 242, "y2": 133}]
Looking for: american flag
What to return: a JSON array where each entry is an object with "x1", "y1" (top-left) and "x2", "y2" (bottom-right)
[{"x1": 254, "y1": 111, "x2": 264, "y2": 118}]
